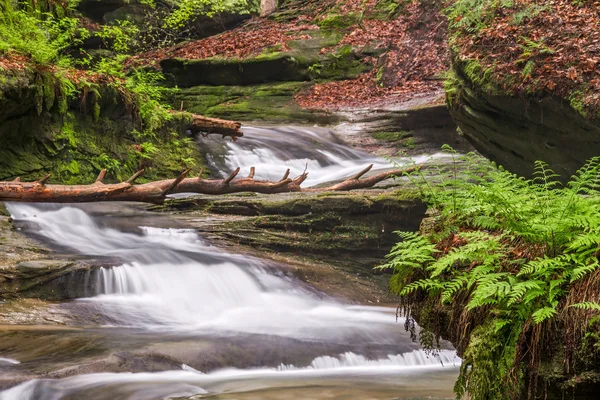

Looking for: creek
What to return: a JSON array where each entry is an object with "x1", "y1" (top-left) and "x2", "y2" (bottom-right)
[{"x1": 0, "y1": 126, "x2": 459, "y2": 400}]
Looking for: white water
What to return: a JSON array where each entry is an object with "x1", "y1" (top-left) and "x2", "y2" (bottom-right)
[
  {"x1": 205, "y1": 126, "x2": 447, "y2": 187},
  {"x1": 3, "y1": 126, "x2": 460, "y2": 399},
  {"x1": 1, "y1": 350, "x2": 459, "y2": 400},
  {"x1": 7, "y1": 203, "x2": 407, "y2": 339}
]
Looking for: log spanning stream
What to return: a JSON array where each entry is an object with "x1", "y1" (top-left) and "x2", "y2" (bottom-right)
[
  {"x1": 0, "y1": 127, "x2": 459, "y2": 400},
  {"x1": 204, "y1": 126, "x2": 446, "y2": 187}
]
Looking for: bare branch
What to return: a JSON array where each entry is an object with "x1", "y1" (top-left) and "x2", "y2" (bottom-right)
[
  {"x1": 162, "y1": 169, "x2": 191, "y2": 196},
  {"x1": 351, "y1": 164, "x2": 373, "y2": 180},
  {"x1": 126, "y1": 169, "x2": 145, "y2": 184},
  {"x1": 38, "y1": 174, "x2": 51, "y2": 187},
  {"x1": 223, "y1": 167, "x2": 240, "y2": 185},
  {"x1": 248, "y1": 167, "x2": 255, "y2": 179},
  {"x1": 95, "y1": 169, "x2": 107, "y2": 184}
]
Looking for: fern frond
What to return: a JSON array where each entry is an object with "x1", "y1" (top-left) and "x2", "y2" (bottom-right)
[
  {"x1": 532, "y1": 306, "x2": 557, "y2": 323},
  {"x1": 569, "y1": 302, "x2": 600, "y2": 312}
]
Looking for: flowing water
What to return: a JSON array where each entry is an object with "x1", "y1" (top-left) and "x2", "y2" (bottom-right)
[
  {"x1": 0, "y1": 126, "x2": 459, "y2": 400},
  {"x1": 204, "y1": 126, "x2": 447, "y2": 186}
]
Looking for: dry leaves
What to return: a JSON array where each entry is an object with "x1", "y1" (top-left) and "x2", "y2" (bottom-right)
[
  {"x1": 296, "y1": 1, "x2": 449, "y2": 109},
  {"x1": 454, "y1": 0, "x2": 600, "y2": 114},
  {"x1": 128, "y1": 18, "x2": 316, "y2": 68}
]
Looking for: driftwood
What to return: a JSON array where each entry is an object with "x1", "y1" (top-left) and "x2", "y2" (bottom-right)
[
  {"x1": 0, "y1": 165, "x2": 419, "y2": 204},
  {"x1": 175, "y1": 111, "x2": 243, "y2": 140}
]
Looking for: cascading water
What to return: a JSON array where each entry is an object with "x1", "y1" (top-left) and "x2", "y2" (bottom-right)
[
  {"x1": 204, "y1": 126, "x2": 447, "y2": 186},
  {"x1": 1, "y1": 126, "x2": 460, "y2": 400}
]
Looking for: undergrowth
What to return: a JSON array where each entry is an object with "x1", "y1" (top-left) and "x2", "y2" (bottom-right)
[
  {"x1": 379, "y1": 148, "x2": 600, "y2": 399},
  {"x1": 445, "y1": 0, "x2": 600, "y2": 118},
  {"x1": 0, "y1": 0, "x2": 215, "y2": 182}
]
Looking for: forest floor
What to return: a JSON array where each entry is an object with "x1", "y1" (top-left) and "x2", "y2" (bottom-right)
[{"x1": 129, "y1": 0, "x2": 449, "y2": 111}]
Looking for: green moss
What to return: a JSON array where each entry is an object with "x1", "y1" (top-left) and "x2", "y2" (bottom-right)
[
  {"x1": 569, "y1": 90, "x2": 589, "y2": 119},
  {"x1": 174, "y1": 82, "x2": 338, "y2": 123},
  {"x1": 400, "y1": 137, "x2": 416, "y2": 149},
  {"x1": 370, "y1": 0, "x2": 411, "y2": 20},
  {"x1": 371, "y1": 131, "x2": 412, "y2": 142},
  {"x1": 317, "y1": 13, "x2": 361, "y2": 30},
  {"x1": 56, "y1": 114, "x2": 78, "y2": 148},
  {"x1": 316, "y1": 44, "x2": 371, "y2": 80},
  {"x1": 191, "y1": 192, "x2": 425, "y2": 256},
  {"x1": 0, "y1": 73, "x2": 206, "y2": 183}
]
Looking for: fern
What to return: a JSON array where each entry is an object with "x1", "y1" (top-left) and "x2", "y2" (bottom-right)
[
  {"x1": 570, "y1": 302, "x2": 600, "y2": 312},
  {"x1": 381, "y1": 151, "x2": 600, "y2": 400}
]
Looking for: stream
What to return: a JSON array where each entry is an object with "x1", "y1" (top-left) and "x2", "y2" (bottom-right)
[
  {"x1": 203, "y1": 126, "x2": 446, "y2": 186},
  {"x1": 0, "y1": 126, "x2": 459, "y2": 400}
]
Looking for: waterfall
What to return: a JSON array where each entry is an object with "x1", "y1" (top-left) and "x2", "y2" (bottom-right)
[
  {"x1": 6, "y1": 203, "x2": 405, "y2": 339},
  {"x1": 204, "y1": 126, "x2": 447, "y2": 187},
  {"x1": 2, "y1": 126, "x2": 460, "y2": 400}
]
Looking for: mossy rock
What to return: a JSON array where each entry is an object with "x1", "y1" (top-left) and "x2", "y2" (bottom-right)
[
  {"x1": 173, "y1": 82, "x2": 339, "y2": 124},
  {"x1": 371, "y1": 131, "x2": 412, "y2": 142},
  {"x1": 157, "y1": 191, "x2": 425, "y2": 262},
  {"x1": 161, "y1": 54, "x2": 316, "y2": 87},
  {"x1": 0, "y1": 70, "x2": 206, "y2": 183},
  {"x1": 317, "y1": 13, "x2": 361, "y2": 30},
  {"x1": 448, "y1": 64, "x2": 600, "y2": 180}
]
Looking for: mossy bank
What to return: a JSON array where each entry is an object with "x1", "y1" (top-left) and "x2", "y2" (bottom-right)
[{"x1": 0, "y1": 69, "x2": 205, "y2": 183}]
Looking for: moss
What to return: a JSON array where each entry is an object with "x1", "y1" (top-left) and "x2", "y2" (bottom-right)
[
  {"x1": 152, "y1": 192, "x2": 425, "y2": 279},
  {"x1": 370, "y1": 0, "x2": 411, "y2": 20},
  {"x1": 400, "y1": 137, "x2": 417, "y2": 149},
  {"x1": 371, "y1": 131, "x2": 412, "y2": 142},
  {"x1": 316, "y1": 45, "x2": 372, "y2": 80},
  {"x1": 0, "y1": 74, "x2": 206, "y2": 183},
  {"x1": 569, "y1": 90, "x2": 589, "y2": 119},
  {"x1": 174, "y1": 82, "x2": 338, "y2": 124},
  {"x1": 317, "y1": 13, "x2": 361, "y2": 30}
]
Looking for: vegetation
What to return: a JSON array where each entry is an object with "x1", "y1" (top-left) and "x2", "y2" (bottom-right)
[
  {"x1": 446, "y1": 0, "x2": 600, "y2": 118},
  {"x1": 0, "y1": 0, "x2": 259, "y2": 182},
  {"x1": 128, "y1": 0, "x2": 259, "y2": 51},
  {"x1": 380, "y1": 149, "x2": 600, "y2": 398}
]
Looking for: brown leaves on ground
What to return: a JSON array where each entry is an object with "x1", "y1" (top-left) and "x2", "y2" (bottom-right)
[
  {"x1": 454, "y1": 0, "x2": 600, "y2": 115},
  {"x1": 297, "y1": 1, "x2": 449, "y2": 109},
  {"x1": 128, "y1": 0, "x2": 448, "y2": 110},
  {"x1": 127, "y1": 18, "x2": 316, "y2": 68},
  {"x1": 0, "y1": 54, "x2": 29, "y2": 71}
]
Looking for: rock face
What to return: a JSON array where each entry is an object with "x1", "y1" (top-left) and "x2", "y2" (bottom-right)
[
  {"x1": 449, "y1": 69, "x2": 600, "y2": 180},
  {"x1": 155, "y1": 190, "x2": 426, "y2": 271},
  {"x1": 0, "y1": 71, "x2": 204, "y2": 183}
]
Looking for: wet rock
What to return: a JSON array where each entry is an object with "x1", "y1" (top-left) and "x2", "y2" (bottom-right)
[
  {"x1": 449, "y1": 67, "x2": 600, "y2": 180},
  {"x1": 333, "y1": 99, "x2": 472, "y2": 157},
  {"x1": 0, "y1": 213, "x2": 99, "y2": 301},
  {"x1": 154, "y1": 190, "x2": 425, "y2": 284}
]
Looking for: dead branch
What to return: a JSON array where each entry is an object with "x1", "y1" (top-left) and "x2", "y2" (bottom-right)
[
  {"x1": 0, "y1": 166, "x2": 419, "y2": 204},
  {"x1": 317, "y1": 166, "x2": 420, "y2": 191},
  {"x1": 171, "y1": 111, "x2": 243, "y2": 140}
]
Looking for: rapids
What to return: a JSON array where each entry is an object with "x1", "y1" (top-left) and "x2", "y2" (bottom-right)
[
  {"x1": 0, "y1": 126, "x2": 459, "y2": 400},
  {"x1": 204, "y1": 126, "x2": 447, "y2": 186}
]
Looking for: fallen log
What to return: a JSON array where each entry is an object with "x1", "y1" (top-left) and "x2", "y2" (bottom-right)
[
  {"x1": 0, "y1": 165, "x2": 419, "y2": 204},
  {"x1": 172, "y1": 111, "x2": 243, "y2": 140}
]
